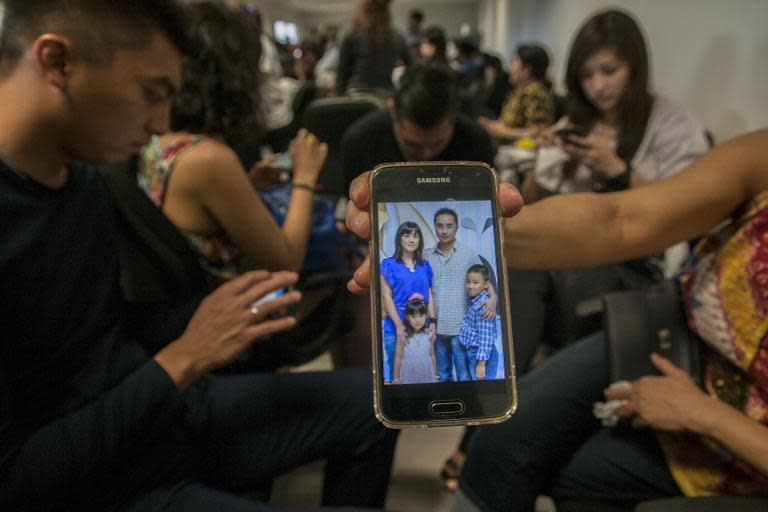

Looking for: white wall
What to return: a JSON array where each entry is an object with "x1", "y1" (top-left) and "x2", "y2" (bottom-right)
[{"x1": 483, "y1": 0, "x2": 768, "y2": 142}]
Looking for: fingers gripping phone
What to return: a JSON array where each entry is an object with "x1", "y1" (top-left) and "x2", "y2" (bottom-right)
[
  {"x1": 555, "y1": 125, "x2": 589, "y2": 148},
  {"x1": 369, "y1": 162, "x2": 517, "y2": 428}
]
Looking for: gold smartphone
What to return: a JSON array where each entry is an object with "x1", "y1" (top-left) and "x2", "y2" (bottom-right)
[{"x1": 369, "y1": 161, "x2": 517, "y2": 428}]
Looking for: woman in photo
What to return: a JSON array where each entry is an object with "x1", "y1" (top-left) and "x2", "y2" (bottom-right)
[{"x1": 380, "y1": 221, "x2": 435, "y2": 383}]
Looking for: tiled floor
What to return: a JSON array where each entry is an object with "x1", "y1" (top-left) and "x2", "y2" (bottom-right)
[{"x1": 269, "y1": 352, "x2": 556, "y2": 512}]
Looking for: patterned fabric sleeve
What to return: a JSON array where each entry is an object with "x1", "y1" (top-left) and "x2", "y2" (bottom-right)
[{"x1": 521, "y1": 84, "x2": 555, "y2": 127}]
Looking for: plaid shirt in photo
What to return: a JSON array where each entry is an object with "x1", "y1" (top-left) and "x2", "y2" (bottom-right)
[{"x1": 458, "y1": 290, "x2": 497, "y2": 361}]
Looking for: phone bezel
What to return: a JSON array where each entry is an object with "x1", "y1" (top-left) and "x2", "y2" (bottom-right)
[{"x1": 368, "y1": 161, "x2": 517, "y2": 428}]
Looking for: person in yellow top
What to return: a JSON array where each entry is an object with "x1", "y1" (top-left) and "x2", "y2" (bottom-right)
[{"x1": 478, "y1": 44, "x2": 555, "y2": 142}]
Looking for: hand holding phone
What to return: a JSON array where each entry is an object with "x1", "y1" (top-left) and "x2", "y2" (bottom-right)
[
  {"x1": 251, "y1": 286, "x2": 297, "y2": 319},
  {"x1": 555, "y1": 125, "x2": 589, "y2": 148},
  {"x1": 368, "y1": 162, "x2": 517, "y2": 428}
]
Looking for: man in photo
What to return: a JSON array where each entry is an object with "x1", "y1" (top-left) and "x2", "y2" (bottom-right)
[{"x1": 425, "y1": 208, "x2": 497, "y2": 382}]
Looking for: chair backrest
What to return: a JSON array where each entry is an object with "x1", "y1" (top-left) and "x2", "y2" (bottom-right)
[{"x1": 301, "y1": 94, "x2": 386, "y2": 197}]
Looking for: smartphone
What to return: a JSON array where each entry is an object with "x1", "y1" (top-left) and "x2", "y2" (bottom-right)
[
  {"x1": 274, "y1": 153, "x2": 293, "y2": 170},
  {"x1": 369, "y1": 161, "x2": 517, "y2": 428},
  {"x1": 555, "y1": 125, "x2": 589, "y2": 148},
  {"x1": 251, "y1": 286, "x2": 295, "y2": 317}
]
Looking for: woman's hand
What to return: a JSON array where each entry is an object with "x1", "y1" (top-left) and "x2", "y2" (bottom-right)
[
  {"x1": 535, "y1": 124, "x2": 559, "y2": 147},
  {"x1": 345, "y1": 173, "x2": 525, "y2": 294},
  {"x1": 563, "y1": 133, "x2": 625, "y2": 178},
  {"x1": 428, "y1": 322, "x2": 437, "y2": 342},
  {"x1": 290, "y1": 129, "x2": 328, "y2": 187},
  {"x1": 396, "y1": 323, "x2": 409, "y2": 346},
  {"x1": 606, "y1": 353, "x2": 712, "y2": 432}
]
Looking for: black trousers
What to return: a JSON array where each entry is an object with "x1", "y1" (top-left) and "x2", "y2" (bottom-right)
[
  {"x1": 460, "y1": 333, "x2": 681, "y2": 512},
  {"x1": 86, "y1": 369, "x2": 396, "y2": 511}
]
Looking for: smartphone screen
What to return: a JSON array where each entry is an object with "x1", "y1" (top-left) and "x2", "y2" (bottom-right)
[
  {"x1": 274, "y1": 153, "x2": 293, "y2": 170},
  {"x1": 369, "y1": 162, "x2": 517, "y2": 428},
  {"x1": 252, "y1": 287, "x2": 286, "y2": 306}
]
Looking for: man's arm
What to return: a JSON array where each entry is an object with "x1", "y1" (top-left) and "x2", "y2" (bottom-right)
[{"x1": 1, "y1": 271, "x2": 301, "y2": 506}]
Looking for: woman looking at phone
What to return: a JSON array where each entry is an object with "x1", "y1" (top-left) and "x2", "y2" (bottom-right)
[
  {"x1": 379, "y1": 221, "x2": 436, "y2": 383},
  {"x1": 477, "y1": 44, "x2": 556, "y2": 142},
  {"x1": 137, "y1": 2, "x2": 328, "y2": 286},
  {"x1": 523, "y1": 9, "x2": 709, "y2": 202}
]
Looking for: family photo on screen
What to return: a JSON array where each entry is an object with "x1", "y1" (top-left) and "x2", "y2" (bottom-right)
[{"x1": 377, "y1": 200, "x2": 504, "y2": 384}]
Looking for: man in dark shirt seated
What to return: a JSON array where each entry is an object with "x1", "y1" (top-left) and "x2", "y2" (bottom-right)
[
  {"x1": 0, "y1": 1, "x2": 396, "y2": 510},
  {"x1": 341, "y1": 63, "x2": 494, "y2": 191}
]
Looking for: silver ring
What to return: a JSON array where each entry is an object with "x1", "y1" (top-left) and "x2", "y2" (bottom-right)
[{"x1": 249, "y1": 303, "x2": 259, "y2": 319}]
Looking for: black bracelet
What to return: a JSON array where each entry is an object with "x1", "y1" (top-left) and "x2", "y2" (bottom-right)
[
  {"x1": 429, "y1": 317, "x2": 437, "y2": 324},
  {"x1": 594, "y1": 159, "x2": 632, "y2": 192},
  {"x1": 292, "y1": 182, "x2": 315, "y2": 193}
]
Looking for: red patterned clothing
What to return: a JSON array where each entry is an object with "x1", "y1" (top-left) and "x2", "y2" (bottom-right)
[
  {"x1": 137, "y1": 135, "x2": 240, "y2": 287},
  {"x1": 658, "y1": 190, "x2": 768, "y2": 496}
]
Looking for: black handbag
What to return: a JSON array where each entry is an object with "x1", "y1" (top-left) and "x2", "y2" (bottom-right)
[{"x1": 600, "y1": 280, "x2": 703, "y2": 383}]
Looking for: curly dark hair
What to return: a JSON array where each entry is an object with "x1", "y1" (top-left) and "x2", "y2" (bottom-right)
[{"x1": 171, "y1": 1, "x2": 265, "y2": 143}]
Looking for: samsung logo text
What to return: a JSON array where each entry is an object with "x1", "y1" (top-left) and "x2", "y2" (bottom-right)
[{"x1": 416, "y1": 177, "x2": 452, "y2": 184}]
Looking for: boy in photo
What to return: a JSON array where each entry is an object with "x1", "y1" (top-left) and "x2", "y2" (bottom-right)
[{"x1": 457, "y1": 264, "x2": 500, "y2": 380}]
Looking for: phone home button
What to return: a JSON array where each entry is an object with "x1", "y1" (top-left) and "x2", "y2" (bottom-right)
[{"x1": 430, "y1": 400, "x2": 465, "y2": 416}]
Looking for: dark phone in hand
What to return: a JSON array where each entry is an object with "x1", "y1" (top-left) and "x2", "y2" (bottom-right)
[{"x1": 555, "y1": 126, "x2": 589, "y2": 148}]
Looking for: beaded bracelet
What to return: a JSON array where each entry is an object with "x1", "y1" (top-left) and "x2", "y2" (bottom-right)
[{"x1": 292, "y1": 182, "x2": 315, "y2": 192}]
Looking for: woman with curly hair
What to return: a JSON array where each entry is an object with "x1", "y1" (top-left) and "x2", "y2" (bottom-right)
[
  {"x1": 137, "y1": 1, "x2": 327, "y2": 285},
  {"x1": 336, "y1": 0, "x2": 410, "y2": 96}
]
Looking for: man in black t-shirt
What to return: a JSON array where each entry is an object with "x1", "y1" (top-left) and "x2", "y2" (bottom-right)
[
  {"x1": 341, "y1": 64, "x2": 494, "y2": 192},
  {"x1": 0, "y1": 2, "x2": 396, "y2": 510}
]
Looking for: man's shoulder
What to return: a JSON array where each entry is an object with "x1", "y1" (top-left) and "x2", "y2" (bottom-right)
[
  {"x1": 446, "y1": 115, "x2": 493, "y2": 162},
  {"x1": 343, "y1": 110, "x2": 392, "y2": 143}
]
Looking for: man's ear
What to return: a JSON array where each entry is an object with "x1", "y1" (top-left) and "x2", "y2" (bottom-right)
[{"x1": 32, "y1": 34, "x2": 74, "y2": 90}]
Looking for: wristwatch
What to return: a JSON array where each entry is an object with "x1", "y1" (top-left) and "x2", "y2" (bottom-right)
[{"x1": 594, "y1": 159, "x2": 632, "y2": 192}]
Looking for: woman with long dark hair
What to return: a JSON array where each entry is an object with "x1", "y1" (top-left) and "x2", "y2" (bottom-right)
[
  {"x1": 478, "y1": 44, "x2": 556, "y2": 141},
  {"x1": 524, "y1": 9, "x2": 709, "y2": 201},
  {"x1": 336, "y1": 0, "x2": 410, "y2": 96},
  {"x1": 379, "y1": 221, "x2": 436, "y2": 383}
]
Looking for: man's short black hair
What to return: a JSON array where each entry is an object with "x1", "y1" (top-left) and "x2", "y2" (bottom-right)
[
  {"x1": 393, "y1": 63, "x2": 457, "y2": 128},
  {"x1": 0, "y1": 0, "x2": 190, "y2": 75},
  {"x1": 434, "y1": 207, "x2": 458, "y2": 225}
]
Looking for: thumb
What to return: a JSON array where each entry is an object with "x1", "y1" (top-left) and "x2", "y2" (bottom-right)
[{"x1": 650, "y1": 352, "x2": 689, "y2": 379}]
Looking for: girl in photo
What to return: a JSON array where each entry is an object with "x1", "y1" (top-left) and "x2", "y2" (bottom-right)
[
  {"x1": 392, "y1": 294, "x2": 438, "y2": 384},
  {"x1": 380, "y1": 221, "x2": 435, "y2": 382}
]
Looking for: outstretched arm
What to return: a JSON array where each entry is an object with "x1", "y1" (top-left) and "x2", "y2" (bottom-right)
[
  {"x1": 166, "y1": 131, "x2": 326, "y2": 273},
  {"x1": 504, "y1": 129, "x2": 768, "y2": 270}
]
